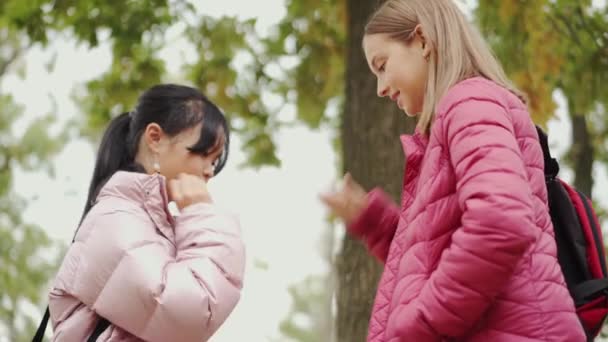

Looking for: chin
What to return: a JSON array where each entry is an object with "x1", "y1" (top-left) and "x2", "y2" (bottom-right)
[
  {"x1": 402, "y1": 103, "x2": 422, "y2": 118},
  {"x1": 402, "y1": 107, "x2": 419, "y2": 117}
]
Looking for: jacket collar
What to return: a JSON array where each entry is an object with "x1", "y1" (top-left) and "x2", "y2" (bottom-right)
[
  {"x1": 399, "y1": 128, "x2": 428, "y2": 208},
  {"x1": 97, "y1": 171, "x2": 175, "y2": 240},
  {"x1": 400, "y1": 128, "x2": 428, "y2": 177}
]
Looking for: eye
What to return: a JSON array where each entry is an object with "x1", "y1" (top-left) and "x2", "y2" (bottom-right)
[
  {"x1": 378, "y1": 62, "x2": 386, "y2": 72},
  {"x1": 187, "y1": 148, "x2": 204, "y2": 156}
]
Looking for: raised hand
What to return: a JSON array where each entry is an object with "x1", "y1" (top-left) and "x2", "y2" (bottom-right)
[{"x1": 319, "y1": 173, "x2": 368, "y2": 225}]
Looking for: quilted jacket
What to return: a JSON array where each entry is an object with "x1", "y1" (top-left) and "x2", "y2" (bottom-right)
[
  {"x1": 349, "y1": 77, "x2": 585, "y2": 341},
  {"x1": 49, "y1": 171, "x2": 245, "y2": 341}
]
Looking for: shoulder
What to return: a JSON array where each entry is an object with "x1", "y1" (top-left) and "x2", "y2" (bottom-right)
[
  {"x1": 436, "y1": 77, "x2": 519, "y2": 119},
  {"x1": 432, "y1": 77, "x2": 529, "y2": 136},
  {"x1": 76, "y1": 198, "x2": 155, "y2": 246}
]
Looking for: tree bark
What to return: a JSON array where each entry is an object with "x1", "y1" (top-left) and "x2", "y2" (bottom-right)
[
  {"x1": 335, "y1": 1, "x2": 415, "y2": 341},
  {"x1": 569, "y1": 110, "x2": 594, "y2": 198}
]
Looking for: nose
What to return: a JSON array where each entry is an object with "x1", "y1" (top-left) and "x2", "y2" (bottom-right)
[
  {"x1": 377, "y1": 78, "x2": 389, "y2": 98},
  {"x1": 203, "y1": 163, "x2": 214, "y2": 180}
]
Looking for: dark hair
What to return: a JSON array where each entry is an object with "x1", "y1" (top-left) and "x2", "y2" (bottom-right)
[{"x1": 80, "y1": 84, "x2": 230, "y2": 222}]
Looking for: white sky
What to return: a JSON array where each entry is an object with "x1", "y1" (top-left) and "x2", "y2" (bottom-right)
[{"x1": 3, "y1": 0, "x2": 608, "y2": 341}]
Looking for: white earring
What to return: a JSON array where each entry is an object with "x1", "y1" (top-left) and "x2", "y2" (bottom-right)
[{"x1": 152, "y1": 156, "x2": 160, "y2": 173}]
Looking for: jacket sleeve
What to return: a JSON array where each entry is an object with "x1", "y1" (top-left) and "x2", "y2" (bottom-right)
[
  {"x1": 347, "y1": 188, "x2": 401, "y2": 263},
  {"x1": 390, "y1": 98, "x2": 537, "y2": 339},
  {"x1": 73, "y1": 202, "x2": 245, "y2": 342}
]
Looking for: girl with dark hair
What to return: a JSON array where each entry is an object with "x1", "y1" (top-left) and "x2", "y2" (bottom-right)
[{"x1": 46, "y1": 84, "x2": 244, "y2": 341}]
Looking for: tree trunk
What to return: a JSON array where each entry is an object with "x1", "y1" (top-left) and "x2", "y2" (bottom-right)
[
  {"x1": 569, "y1": 110, "x2": 594, "y2": 198},
  {"x1": 320, "y1": 224, "x2": 336, "y2": 342},
  {"x1": 335, "y1": 1, "x2": 415, "y2": 341}
]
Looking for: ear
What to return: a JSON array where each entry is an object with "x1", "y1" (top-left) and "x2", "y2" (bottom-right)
[
  {"x1": 142, "y1": 123, "x2": 165, "y2": 154},
  {"x1": 414, "y1": 25, "x2": 431, "y2": 60}
]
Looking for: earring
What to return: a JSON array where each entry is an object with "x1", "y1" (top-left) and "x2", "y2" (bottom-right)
[{"x1": 152, "y1": 156, "x2": 160, "y2": 173}]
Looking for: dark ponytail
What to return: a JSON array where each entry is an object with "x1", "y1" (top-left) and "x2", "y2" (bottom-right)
[
  {"x1": 78, "y1": 84, "x2": 230, "y2": 226},
  {"x1": 80, "y1": 112, "x2": 143, "y2": 223}
]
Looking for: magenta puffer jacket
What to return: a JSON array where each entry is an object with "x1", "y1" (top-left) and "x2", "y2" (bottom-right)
[
  {"x1": 49, "y1": 171, "x2": 245, "y2": 341},
  {"x1": 349, "y1": 77, "x2": 585, "y2": 341}
]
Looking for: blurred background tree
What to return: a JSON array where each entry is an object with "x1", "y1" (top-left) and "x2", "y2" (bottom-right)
[{"x1": 476, "y1": 0, "x2": 608, "y2": 198}]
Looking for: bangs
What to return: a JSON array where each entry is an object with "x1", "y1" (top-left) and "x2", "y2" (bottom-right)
[{"x1": 187, "y1": 103, "x2": 230, "y2": 174}]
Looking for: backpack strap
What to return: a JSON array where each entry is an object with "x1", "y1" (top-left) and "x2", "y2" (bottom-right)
[
  {"x1": 87, "y1": 318, "x2": 111, "y2": 342},
  {"x1": 561, "y1": 179, "x2": 607, "y2": 279},
  {"x1": 33, "y1": 223, "x2": 111, "y2": 341},
  {"x1": 32, "y1": 307, "x2": 50, "y2": 342},
  {"x1": 32, "y1": 307, "x2": 110, "y2": 342},
  {"x1": 577, "y1": 190, "x2": 608, "y2": 277},
  {"x1": 535, "y1": 125, "x2": 560, "y2": 180},
  {"x1": 572, "y1": 278, "x2": 608, "y2": 304}
]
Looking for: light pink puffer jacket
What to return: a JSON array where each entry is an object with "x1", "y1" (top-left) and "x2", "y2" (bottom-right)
[
  {"x1": 49, "y1": 171, "x2": 245, "y2": 341},
  {"x1": 349, "y1": 77, "x2": 585, "y2": 341}
]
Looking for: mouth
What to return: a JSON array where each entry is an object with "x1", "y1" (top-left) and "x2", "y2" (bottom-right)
[
  {"x1": 390, "y1": 91, "x2": 403, "y2": 109},
  {"x1": 390, "y1": 91, "x2": 400, "y2": 102}
]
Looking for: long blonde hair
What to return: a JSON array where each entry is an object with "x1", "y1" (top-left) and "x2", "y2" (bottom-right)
[{"x1": 365, "y1": 0, "x2": 526, "y2": 133}]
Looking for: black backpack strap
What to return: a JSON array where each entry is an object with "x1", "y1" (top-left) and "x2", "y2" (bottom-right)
[
  {"x1": 32, "y1": 306, "x2": 110, "y2": 342},
  {"x1": 33, "y1": 207, "x2": 110, "y2": 341},
  {"x1": 572, "y1": 278, "x2": 608, "y2": 305},
  {"x1": 32, "y1": 306, "x2": 50, "y2": 342},
  {"x1": 535, "y1": 125, "x2": 560, "y2": 180},
  {"x1": 87, "y1": 318, "x2": 111, "y2": 342}
]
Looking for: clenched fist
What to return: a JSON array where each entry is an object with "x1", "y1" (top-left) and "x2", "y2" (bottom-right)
[{"x1": 168, "y1": 173, "x2": 212, "y2": 210}]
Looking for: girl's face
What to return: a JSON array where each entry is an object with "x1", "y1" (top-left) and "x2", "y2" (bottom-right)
[
  {"x1": 363, "y1": 31, "x2": 430, "y2": 116},
  {"x1": 144, "y1": 123, "x2": 224, "y2": 183}
]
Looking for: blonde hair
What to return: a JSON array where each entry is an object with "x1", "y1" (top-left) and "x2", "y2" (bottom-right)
[{"x1": 365, "y1": 0, "x2": 526, "y2": 133}]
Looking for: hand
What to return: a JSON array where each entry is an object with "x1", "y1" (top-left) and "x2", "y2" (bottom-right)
[
  {"x1": 167, "y1": 173, "x2": 212, "y2": 210},
  {"x1": 319, "y1": 173, "x2": 367, "y2": 225}
]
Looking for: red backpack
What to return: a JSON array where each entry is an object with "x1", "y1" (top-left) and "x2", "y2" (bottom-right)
[{"x1": 537, "y1": 126, "x2": 608, "y2": 339}]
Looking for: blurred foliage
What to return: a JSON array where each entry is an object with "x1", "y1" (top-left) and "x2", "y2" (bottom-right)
[
  {"x1": 276, "y1": 275, "x2": 332, "y2": 342},
  {"x1": 73, "y1": 0, "x2": 346, "y2": 168},
  {"x1": 0, "y1": 13, "x2": 67, "y2": 334},
  {"x1": 274, "y1": 218, "x2": 337, "y2": 342},
  {"x1": 476, "y1": 0, "x2": 608, "y2": 193},
  {"x1": 0, "y1": 92, "x2": 65, "y2": 341}
]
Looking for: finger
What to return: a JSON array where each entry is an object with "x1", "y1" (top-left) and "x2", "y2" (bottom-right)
[
  {"x1": 319, "y1": 192, "x2": 342, "y2": 210},
  {"x1": 318, "y1": 192, "x2": 332, "y2": 205},
  {"x1": 168, "y1": 179, "x2": 182, "y2": 202},
  {"x1": 180, "y1": 177, "x2": 192, "y2": 199},
  {"x1": 167, "y1": 178, "x2": 177, "y2": 195},
  {"x1": 187, "y1": 175, "x2": 208, "y2": 195},
  {"x1": 345, "y1": 173, "x2": 365, "y2": 194},
  {"x1": 176, "y1": 172, "x2": 189, "y2": 183},
  {"x1": 178, "y1": 175, "x2": 193, "y2": 196},
  {"x1": 344, "y1": 173, "x2": 352, "y2": 185},
  {"x1": 183, "y1": 174, "x2": 210, "y2": 203},
  {"x1": 342, "y1": 173, "x2": 353, "y2": 191},
  {"x1": 180, "y1": 173, "x2": 201, "y2": 187}
]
